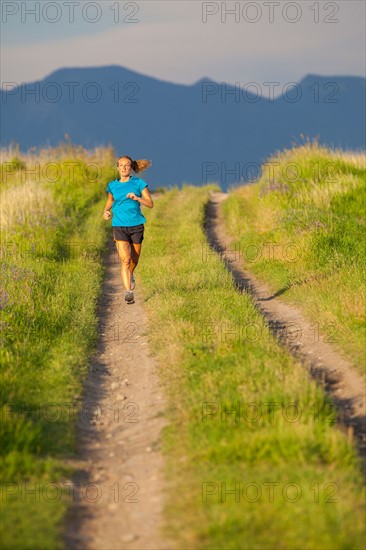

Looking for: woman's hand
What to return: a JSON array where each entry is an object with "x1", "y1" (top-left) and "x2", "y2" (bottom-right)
[
  {"x1": 103, "y1": 210, "x2": 111, "y2": 220},
  {"x1": 127, "y1": 192, "x2": 139, "y2": 201}
]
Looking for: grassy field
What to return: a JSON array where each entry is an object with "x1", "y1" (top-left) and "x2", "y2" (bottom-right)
[
  {"x1": 138, "y1": 180, "x2": 365, "y2": 549},
  {"x1": 1, "y1": 142, "x2": 365, "y2": 549},
  {"x1": 0, "y1": 143, "x2": 116, "y2": 548},
  {"x1": 220, "y1": 142, "x2": 366, "y2": 373}
]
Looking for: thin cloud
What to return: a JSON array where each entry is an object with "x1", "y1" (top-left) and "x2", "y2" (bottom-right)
[{"x1": 1, "y1": 1, "x2": 365, "y2": 89}]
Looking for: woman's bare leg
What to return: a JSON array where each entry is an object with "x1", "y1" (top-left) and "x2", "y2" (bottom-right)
[
  {"x1": 115, "y1": 240, "x2": 132, "y2": 291},
  {"x1": 130, "y1": 243, "x2": 142, "y2": 275}
]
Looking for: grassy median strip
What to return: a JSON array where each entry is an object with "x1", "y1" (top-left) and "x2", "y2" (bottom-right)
[
  {"x1": 220, "y1": 142, "x2": 366, "y2": 373},
  {"x1": 139, "y1": 183, "x2": 365, "y2": 549},
  {"x1": 0, "y1": 147, "x2": 115, "y2": 549}
]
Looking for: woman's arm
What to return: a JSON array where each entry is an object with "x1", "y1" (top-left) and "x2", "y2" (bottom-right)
[
  {"x1": 127, "y1": 187, "x2": 154, "y2": 209},
  {"x1": 103, "y1": 192, "x2": 114, "y2": 220}
]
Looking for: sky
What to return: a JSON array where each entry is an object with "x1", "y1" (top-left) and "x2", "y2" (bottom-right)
[{"x1": 1, "y1": 0, "x2": 365, "y2": 98}]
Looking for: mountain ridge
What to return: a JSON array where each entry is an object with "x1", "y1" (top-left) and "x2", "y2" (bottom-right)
[{"x1": 2, "y1": 65, "x2": 365, "y2": 189}]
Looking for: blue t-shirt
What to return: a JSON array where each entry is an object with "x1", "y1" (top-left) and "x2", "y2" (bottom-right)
[{"x1": 106, "y1": 176, "x2": 148, "y2": 227}]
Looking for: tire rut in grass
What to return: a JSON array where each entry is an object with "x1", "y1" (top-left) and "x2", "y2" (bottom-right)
[
  {"x1": 63, "y1": 237, "x2": 170, "y2": 549},
  {"x1": 203, "y1": 191, "x2": 366, "y2": 467}
]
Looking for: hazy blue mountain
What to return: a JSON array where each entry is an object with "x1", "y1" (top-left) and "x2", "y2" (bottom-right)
[{"x1": 1, "y1": 66, "x2": 365, "y2": 190}]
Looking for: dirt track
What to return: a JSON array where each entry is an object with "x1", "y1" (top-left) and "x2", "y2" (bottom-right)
[
  {"x1": 204, "y1": 191, "x2": 366, "y2": 466},
  {"x1": 64, "y1": 189, "x2": 365, "y2": 549},
  {"x1": 64, "y1": 233, "x2": 170, "y2": 549}
]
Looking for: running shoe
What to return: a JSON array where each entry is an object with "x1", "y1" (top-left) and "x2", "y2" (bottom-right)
[
  {"x1": 130, "y1": 274, "x2": 136, "y2": 291},
  {"x1": 125, "y1": 291, "x2": 135, "y2": 304}
]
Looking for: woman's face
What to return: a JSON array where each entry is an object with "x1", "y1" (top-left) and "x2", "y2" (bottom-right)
[{"x1": 117, "y1": 158, "x2": 132, "y2": 178}]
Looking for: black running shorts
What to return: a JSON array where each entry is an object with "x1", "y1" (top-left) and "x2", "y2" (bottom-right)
[{"x1": 113, "y1": 224, "x2": 144, "y2": 244}]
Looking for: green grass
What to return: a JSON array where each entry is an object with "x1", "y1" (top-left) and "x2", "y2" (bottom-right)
[
  {"x1": 221, "y1": 143, "x2": 366, "y2": 373},
  {"x1": 1, "y1": 142, "x2": 365, "y2": 549},
  {"x1": 138, "y1": 183, "x2": 365, "y2": 549},
  {"x1": 0, "y1": 151, "x2": 116, "y2": 549}
]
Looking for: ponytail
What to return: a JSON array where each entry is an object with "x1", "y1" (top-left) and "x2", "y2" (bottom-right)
[{"x1": 117, "y1": 155, "x2": 152, "y2": 174}]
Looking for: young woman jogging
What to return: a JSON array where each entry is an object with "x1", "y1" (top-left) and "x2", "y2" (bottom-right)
[{"x1": 103, "y1": 156, "x2": 154, "y2": 304}]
